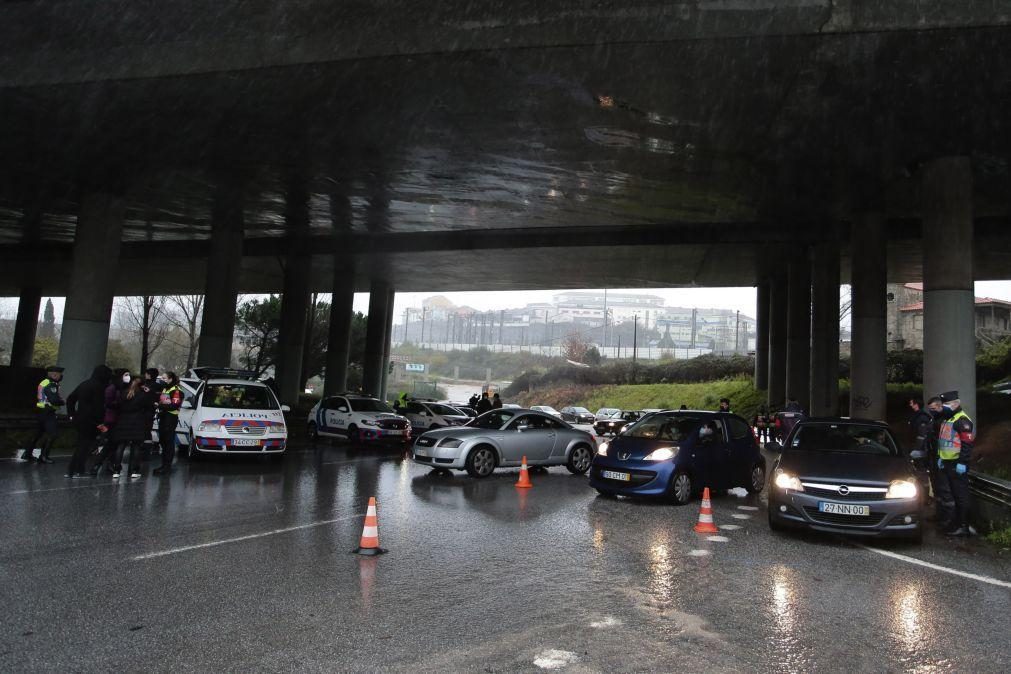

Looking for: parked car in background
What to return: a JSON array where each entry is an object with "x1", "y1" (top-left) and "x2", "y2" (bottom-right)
[
  {"x1": 530, "y1": 405, "x2": 563, "y2": 418},
  {"x1": 594, "y1": 410, "x2": 642, "y2": 436},
  {"x1": 560, "y1": 406, "x2": 595, "y2": 424},
  {"x1": 441, "y1": 402, "x2": 478, "y2": 418},
  {"x1": 589, "y1": 410, "x2": 765, "y2": 504},
  {"x1": 403, "y1": 400, "x2": 471, "y2": 432},
  {"x1": 308, "y1": 394, "x2": 411, "y2": 445},
  {"x1": 412, "y1": 409, "x2": 595, "y2": 478},
  {"x1": 766, "y1": 418, "x2": 923, "y2": 541}
]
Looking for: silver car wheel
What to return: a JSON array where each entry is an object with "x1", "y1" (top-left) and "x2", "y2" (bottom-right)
[
  {"x1": 672, "y1": 473, "x2": 692, "y2": 504},
  {"x1": 468, "y1": 447, "x2": 496, "y2": 478},
  {"x1": 567, "y1": 446, "x2": 593, "y2": 474}
]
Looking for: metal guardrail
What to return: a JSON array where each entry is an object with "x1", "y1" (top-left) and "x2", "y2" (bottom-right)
[{"x1": 969, "y1": 471, "x2": 1011, "y2": 509}]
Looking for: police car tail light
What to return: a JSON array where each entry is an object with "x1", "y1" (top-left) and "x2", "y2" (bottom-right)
[{"x1": 885, "y1": 479, "x2": 917, "y2": 499}]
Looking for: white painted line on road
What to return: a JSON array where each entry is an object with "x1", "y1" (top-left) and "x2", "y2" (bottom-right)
[
  {"x1": 721, "y1": 524, "x2": 743, "y2": 530},
  {"x1": 737, "y1": 505, "x2": 759, "y2": 511},
  {"x1": 589, "y1": 617, "x2": 622, "y2": 628},
  {"x1": 688, "y1": 549, "x2": 711, "y2": 557},
  {"x1": 5, "y1": 481, "x2": 140, "y2": 495},
  {"x1": 857, "y1": 544, "x2": 1011, "y2": 589},
  {"x1": 131, "y1": 514, "x2": 363, "y2": 561},
  {"x1": 533, "y1": 649, "x2": 578, "y2": 670},
  {"x1": 706, "y1": 535, "x2": 730, "y2": 542},
  {"x1": 731, "y1": 514, "x2": 752, "y2": 520}
]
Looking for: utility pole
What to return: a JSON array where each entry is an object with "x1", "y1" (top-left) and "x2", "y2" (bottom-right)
[
  {"x1": 499, "y1": 309, "x2": 505, "y2": 346},
  {"x1": 632, "y1": 313, "x2": 638, "y2": 368},
  {"x1": 603, "y1": 287, "x2": 608, "y2": 351},
  {"x1": 403, "y1": 308, "x2": 410, "y2": 342},
  {"x1": 420, "y1": 308, "x2": 427, "y2": 346},
  {"x1": 735, "y1": 310, "x2": 740, "y2": 353},
  {"x1": 690, "y1": 308, "x2": 697, "y2": 349}
]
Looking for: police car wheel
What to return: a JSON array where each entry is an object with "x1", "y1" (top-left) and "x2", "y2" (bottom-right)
[{"x1": 347, "y1": 425, "x2": 360, "y2": 446}]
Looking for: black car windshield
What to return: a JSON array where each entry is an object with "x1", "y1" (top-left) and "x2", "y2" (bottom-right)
[
  {"x1": 203, "y1": 383, "x2": 278, "y2": 410},
  {"x1": 622, "y1": 414, "x2": 700, "y2": 441},
  {"x1": 572, "y1": 407, "x2": 591, "y2": 414},
  {"x1": 470, "y1": 410, "x2": 516, "y2": 429},
  {"x1": 790, "y1": 423, "x2": 899, "y2": 456},
  {"x1": 349, "y1": 398, "x2": 393, "y2": 413}
]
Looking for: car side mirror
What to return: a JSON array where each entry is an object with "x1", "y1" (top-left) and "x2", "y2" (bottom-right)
[
  {"x1": 337, "y1": 406, "x2": 348, "y2": 413},
  {"x1": 181, "y1": 401, "x2": 193, "y2": 409},
  {"x1": 280, "y1": 405, "x2": 291, "y2": 413},
  {"x1": 765, "y1": 441, "x2": 783, "y2": 453}
]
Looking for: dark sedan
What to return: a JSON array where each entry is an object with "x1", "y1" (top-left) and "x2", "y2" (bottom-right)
[
  {"x1": 560, "y1": 406, "x2": 595, "y2": 424},
  {"x1": 767, "y1": 418, "x2": 924, "y2": 541},
  {"x1": 593, "y1": 410, "x2": 641, "y2": 436},
  {"x1": 589, "y1": 411, "x2": 766, "y2": 504}
]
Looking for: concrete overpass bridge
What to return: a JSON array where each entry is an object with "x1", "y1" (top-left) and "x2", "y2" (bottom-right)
[{"x1": 2, "y1": 1, "x2": 1010, "y2": 417}]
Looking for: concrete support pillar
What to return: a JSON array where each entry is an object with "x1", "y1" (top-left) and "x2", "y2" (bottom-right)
[
  {"x1": 324, "y1": 256, "x2": 356, "y2": 396},
  {"x1": 786, "y1": 250, "x2": 812, "y2": 410},
  {"x1": 809, "y1": 243, "x2": 840, "y2": 416},
  {"x1": 276, "y1": 182, "x2": 311, "y2": 406},
  {"x1": 57, "y1": 193, "x2": 125, "y2": 393},
  {"x1": 197, "y1": 180, "x2": 244, "y2": 367},
  {"x1": 849, "y1": 213, "x2": 887, "y2": 420},
  {"x1": 362, "y1": 280, "x2": 392, "y2": 398},
  {"x1": 922, "y1": 157, "x2": 975, "y2": 419},
  {"x1": 767, "y1": 272, "x2": 788, "y2": 408},
  {"x1": 379, "y1": 287, "x2": 396, "y2": 402},
  {"x1": 754, "y1": 281, "x2": 770, "y2": 390},
  {"x1": 10, "y1": 287, "x2": 42, "y2": 367}
]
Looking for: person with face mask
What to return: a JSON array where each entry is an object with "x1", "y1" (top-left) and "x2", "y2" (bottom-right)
[
  {"x1": 718, "y1": 398, "x2": 732, "y2": 413},
  {"x1": 90, "y1": 369, "x2": 131, "y2": 476},
  {"x1": 933, "y1": 391, "x2": 976, "y2": 536},
  {"x1": 698, "y1": 421, "x2": 717, "y2": 444},
  {"x1": 26, "y1": 366, "x2": 65, "y2": 464},
  {"x1": 153, "y1": 372, "x2": 184, "y2": 476},
  {"x1": 111, "y1": 376, "x2": 157, "y2": 479},
  {"x1": 65, "y1": 365, "x2": 112, "y2": 478}
]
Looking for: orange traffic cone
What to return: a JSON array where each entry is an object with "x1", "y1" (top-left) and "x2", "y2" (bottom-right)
[
  {"x1": 515, "y1": 455, "x2": 533, "y2": 489},
  {"x1": 353, "y1": 496, "x2": 387, "y2": 555},
  {"x1": 693, "y1": 487, "x2": 719, "y2": 534}
]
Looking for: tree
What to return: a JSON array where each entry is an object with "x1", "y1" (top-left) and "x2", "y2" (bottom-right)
[
  {"x1": 39, "y1": 299, "x2": 56, "y2": 340},
  {"x1": 562, "y1": 330, "x2": 591, "y2": 362},
  {"x1": 235, "y1": 295, "x2": 282, "y2": 376},
  {"x1": 31, "y1": 337, "x2": 59, "y2": 368},
  {"x1": 584, "y1": 346, "x2": 602, "y2": 365},
  {"x1": 117, "y1": 296, "x2": 169, "y2": 372},
  {"x1": 165, "y1": 295, "x2": 204, "y2": 369},
  {"x1": 106, "y1": 339, "x2": 135, "y2": 371}
]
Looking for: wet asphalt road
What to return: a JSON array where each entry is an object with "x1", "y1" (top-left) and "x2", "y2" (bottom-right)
[{"x1": 2, "y1": 439, "x2": 1010, "y2": 673}]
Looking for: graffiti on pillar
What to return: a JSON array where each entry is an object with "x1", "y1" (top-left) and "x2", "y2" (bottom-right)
[{"x1": 853, "y1": 395, "x2": 872, "y2": 410}]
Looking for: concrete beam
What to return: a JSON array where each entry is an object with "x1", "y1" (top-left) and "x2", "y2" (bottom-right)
[
  {"x1": 849, "y1": 213, "x2": 887, "y2": 420},
  {"x1": 786, "y1": 249, "x2": 811, "y2": 410},
  {"x1": 9, "y1": 287, "x2": 41, "y2": 368},
  {"x1": 809, "y1": 242, "x2": 840, "y2": 416},
  {"x1": 56, "y1": 193, "x2": 125, "y2": 394},
  {"x1": 275, "y1": 181, "x2": 311, "y2": 406},
  {"x1": 379, "y1": 286, "x2": 396, "y2": 403},
  {"x1": 362, "y1": 280, "x2": 392, "y2": 398},
  {"x1": 922, "y1": 157, "x2": 976, "y2": 419},
  {"x1": 197, "y1": 179, "x2": 244, "y2": 367},
  {"x1": 754, "y1": 281, "x2": 770, "y2": 391},
  {"x1": 767, "y1": 271, "x2": 788, "y2": 409},
  {"x1": 324, "y1": 255, "x2": 356, "y2": 396}
]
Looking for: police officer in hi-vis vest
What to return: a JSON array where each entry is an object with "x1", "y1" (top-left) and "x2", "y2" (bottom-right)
[
  {"x1": 153, "y1": 372, "x2": 184, "y2": 476},
  {"x1": 933, "y1": 390, "x2": 976, "y2": 537},
  {"x1": 28, "y1": 366, "x2": 65, "y2": 463}
]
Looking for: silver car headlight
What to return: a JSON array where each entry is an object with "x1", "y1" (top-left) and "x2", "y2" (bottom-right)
[
  {"x1": 885, "y1": 479, "x2": 918, "y2": 499},
  {"x1": 597, "y1": 441, "x2": 609, "y2": 456},
  {"x1": 773, "y1": 470, "x2": 804, "y2": 492},
  {"x1": 198, "y1": 422, "x2": 226, "y2": 433},
  {"x1": 439, "y1": 438, "x2": 464, "y2": 449},
  {"x1": 643, "y1": 447, "x2": 678, "y2": 461}
]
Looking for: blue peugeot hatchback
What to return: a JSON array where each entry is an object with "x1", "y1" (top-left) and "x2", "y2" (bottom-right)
[{"x1": 588, "y1": 410, "x2": 766, "y2": 504}]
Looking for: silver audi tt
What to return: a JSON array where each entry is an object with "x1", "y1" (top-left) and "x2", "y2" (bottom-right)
[{"x1": 411, "y1": 409, "x2": 597, "y2": 478}]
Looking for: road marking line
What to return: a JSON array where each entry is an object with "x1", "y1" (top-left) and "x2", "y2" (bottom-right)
[
  {"x1": 731, "y1": 514, "x2": 752, "y2": 520},
  {"x1": 688, "y1": 549, "x2": 711, "y2": 556},
  {"x1": 856, "y1": 543, "x2": 1011, "y2": 589},
  {"x1": 737, "y1": 505, "x2": 759, "y2": 511},
  {"x1": 5, "y1": 481, "x2": 140, "y2": 495},
  {"x1": 131, "y1": 514, "x2": 363, "y2": 561},
  {"x1": 589, "y1": 617, "x2": 622, "y2": 628},
  {"x1": 721, "y1": 524, "x2": 742, "y2": 530},
  {"x1": 706, "y1": 535, "x2": 730, "y2": 542}
]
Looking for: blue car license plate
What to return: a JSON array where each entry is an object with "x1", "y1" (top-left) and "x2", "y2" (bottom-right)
[
  {"x1": 818, "y1": 502, "x2": 869, "y2": 516},
  {"x1": 602, "y1": 470, "x2": 631, "y2": 481}
]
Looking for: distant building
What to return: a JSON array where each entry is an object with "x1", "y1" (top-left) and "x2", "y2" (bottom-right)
[
  {"x1": 887, "y1": 283, "x2": 1011, "y2": 349},
  {"x1": 552, "y1": 291, "x2": 664, "y2": 329}
]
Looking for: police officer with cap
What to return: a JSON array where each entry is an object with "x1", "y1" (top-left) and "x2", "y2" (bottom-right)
[
  {"x1": 934, "y1": 390, "x2": 976, "y2": 536},
  {"x1": 29, "y1": 365, "x2": 65, "y2": 464}
]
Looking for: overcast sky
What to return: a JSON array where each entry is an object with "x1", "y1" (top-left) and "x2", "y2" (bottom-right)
[{"x1": 5, "y1": 282, "x2": 1011, "y2": 324}]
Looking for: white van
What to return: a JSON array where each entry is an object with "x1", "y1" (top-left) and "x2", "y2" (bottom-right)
[{"x1": 178, "y1": 369, "x2": 289, "y2": 458}]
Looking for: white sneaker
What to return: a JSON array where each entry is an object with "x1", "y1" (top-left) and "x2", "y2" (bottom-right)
[
  {"x1": 130, "y1": 473, "x2": 142, "y2": 479},
  {"x1": 112, "y1": 472, "x2": 121, "y2": 479}
]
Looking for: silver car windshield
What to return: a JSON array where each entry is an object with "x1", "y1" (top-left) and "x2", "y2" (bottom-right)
[
  {"x1": 791, "y1": 423, "x2": 898, "y2": 456},
  {"x1": 470, "y1": 410, "x2": 516, "y2": 429}
]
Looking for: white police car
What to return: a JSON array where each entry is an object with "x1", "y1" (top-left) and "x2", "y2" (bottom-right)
[
  {"x1": 177, "y1": 368, "x2": 289, "y2": 458},
  {"x1": 308, "y1": 394, "x2": 411, "y2": 445},
  {"x1": 401, "y1": 400, "x2": 470, "y2": 433}
]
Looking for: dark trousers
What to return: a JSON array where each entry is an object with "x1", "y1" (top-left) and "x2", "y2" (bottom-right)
[
  {"x1": 935, "y1": 460, "x2": 971, "y2": 528},
  {"x1": 67, "y1": 423, "x2": 98, "y2": 475},
  {"x1": 158, "y1": 415, "x2": 178, "y2": 470},
  {"x1": 113, "y1": 441, "x2": 144, "y2": 475},
  {"x1": 29, "y1": 409, "x2": 59, "y2": 457}
]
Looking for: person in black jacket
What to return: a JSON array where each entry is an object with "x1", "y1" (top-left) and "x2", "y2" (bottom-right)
[
  {"x1": 475, "y1": 392, "x2": 492, "y2": 414},
  {"x1": 65, "y1": 365, "x2": 112, "y2": 478},
  {"x1": 111, "y1": 377, "x2": 157, "y2": 479}
]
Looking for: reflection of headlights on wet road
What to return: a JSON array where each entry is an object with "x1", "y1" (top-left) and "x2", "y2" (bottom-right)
[
  {"x1": 643, "y1": 447, "x2": 678, "y2": 461},
  {"x1": 439, "y1": 438, "x2": 463, "y2": 449},
  {"x1": 886, "y1": 479, "x2": 918, "y2": 499},
  {"x1": 774, "y1": 471, "x2": 804, "y2": 491},
  {"x1": 597, "y1": 442, "x2": 609, "y2": 456}
]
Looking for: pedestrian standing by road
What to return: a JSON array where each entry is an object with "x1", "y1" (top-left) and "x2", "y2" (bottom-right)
[
  {"x1": 64, "y1": 365, "x2": 112, "y2": 478},
  {"x1": 111, "y1": 376, "x2": 157, "y2": 479},
  {"x1": 142, "y1": 368, "x2": 164, "y2": 458},
  {"x1": 468, "y1": 393, "x2": 479, "y2": 409},
  {"x1": 475, "y1": 392, "x2": 492, "y2": 414},
  {"x1": 907, "y1": 397, "x2": 935, "y2": 501},
  {"x1": 718, "y1": 397, "x2": 732, "y2": 413},
  {"x1": 933, "y1": 390, "x2": 976, "y2": 536},
  {"x1": 492, "y1": 393, "x2": 503, "y2": 409},
  {"x1": 153, "y1": 372, "x2": 183, "y2": 476},
  {"x1": 91, "y1": 369, "x2": 131, "y2": 476},
  {"x1": 27, "y1": 365, "x2": 65, "y2": 464}
]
